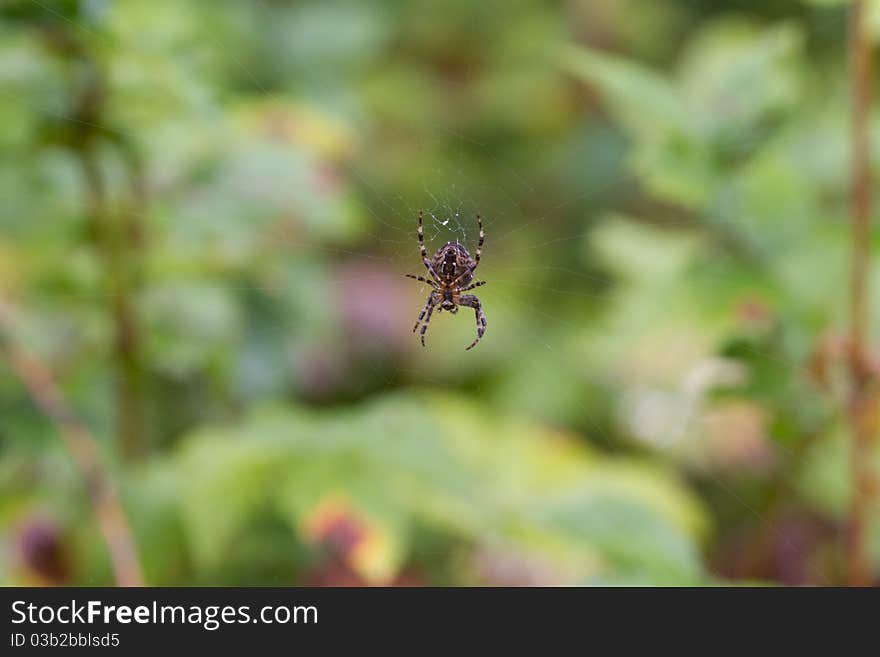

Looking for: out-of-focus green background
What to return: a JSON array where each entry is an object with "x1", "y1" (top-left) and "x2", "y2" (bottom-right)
[{"x1": 1, "y1": 0, "x2": 878, "y2": 586}]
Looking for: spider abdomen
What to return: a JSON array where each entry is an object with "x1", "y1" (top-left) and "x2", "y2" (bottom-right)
[{"x1": 433, "y1": 242, "x2": 474, "y2": 285}]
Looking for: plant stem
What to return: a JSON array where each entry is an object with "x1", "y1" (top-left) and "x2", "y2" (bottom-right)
[
  {"x1": 0, "y1": 302, "x2": 144, "y2": 586},
  {"x1": 846, "y1": 0, "x2": 876, "y2": 587},
  {"x1": 57, "y1": 33, "x2": 147, "y2": 462},
  {"x1": 80, "y1": 139, "x2": 146, "y2": 461}
]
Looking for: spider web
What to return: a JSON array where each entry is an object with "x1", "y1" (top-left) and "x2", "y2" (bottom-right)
[
  {"x1": 2, "y1": 0, "x2": 854, "y2": 586},
  {"x1": 224, "y1": 3, "x2": 854, "y2": 586}
]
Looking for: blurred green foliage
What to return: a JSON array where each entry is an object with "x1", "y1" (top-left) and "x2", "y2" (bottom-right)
[{"x1": 1, "y1": 0, "x2": 879, "y2": 585}]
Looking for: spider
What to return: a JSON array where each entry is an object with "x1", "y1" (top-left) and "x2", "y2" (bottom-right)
[{"x1": 406, "y1": 210, "x2": 487, "y2": 350}]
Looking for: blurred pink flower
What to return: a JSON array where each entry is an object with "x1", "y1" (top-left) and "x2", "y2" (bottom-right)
[{"x1": 334, "y1": 261, "x2": 414, "y2": 351}]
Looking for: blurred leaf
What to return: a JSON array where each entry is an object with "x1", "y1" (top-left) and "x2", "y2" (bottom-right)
[
  {"x1": 560, "y1": 44, "x2": 687, "y2": 136},
  {"x1": 166, "y1": 392, "x2": 708, "y2": 584}
]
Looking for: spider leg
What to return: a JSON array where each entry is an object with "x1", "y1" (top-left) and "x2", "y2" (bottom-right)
[
  {"x1": 458, "y1": 280, "x2": 486, "y2": 292},
  {"x1": 459, "y1": 294, "x2": 487, "y2": 351},
  {"x1": 473, "y1": 214, "x2": 483, "y2": 271},
  {"x1": 418, "y1": 302, "x2": 437, "y2": 347},
  {"x1": 412, "y1": 293, "x2": 437, "y2": 347},
  {"x1": 417, "y1": 210, "x2": 439, "y2": 281},
  {"x1": 406, "y1": 273, "x2": 438, "y2": 288}
]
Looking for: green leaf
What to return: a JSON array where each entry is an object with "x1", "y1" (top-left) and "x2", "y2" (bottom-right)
[
  {"x1": 559, "y1": 44, "x2": 687, "y2": 136},
  {"x1": 164, "y1": 392, "x2": 708, "y2": 584}
]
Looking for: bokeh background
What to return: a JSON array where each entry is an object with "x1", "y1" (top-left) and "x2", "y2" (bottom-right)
[{"x1": 1, "y1": 0, "x2": 879, "y2": 586}]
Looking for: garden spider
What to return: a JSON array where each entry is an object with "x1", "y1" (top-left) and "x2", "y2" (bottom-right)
[{"x1": 406, "y1": 211, "x2": 487, "y2": 350}]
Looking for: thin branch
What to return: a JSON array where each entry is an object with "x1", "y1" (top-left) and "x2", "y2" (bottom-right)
[
  {"x1": 80, "y1": 140, "x2": 147, "y2": 461},
  {"x1": 846, "y1": 0, "x2": 877, "y2": 587},
  {"x1": 0, "y1": 302, "x2": 144, "y2": 586},
  {"x1": 40, "y1": 24, "x2": 149, "y2": 461}
]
